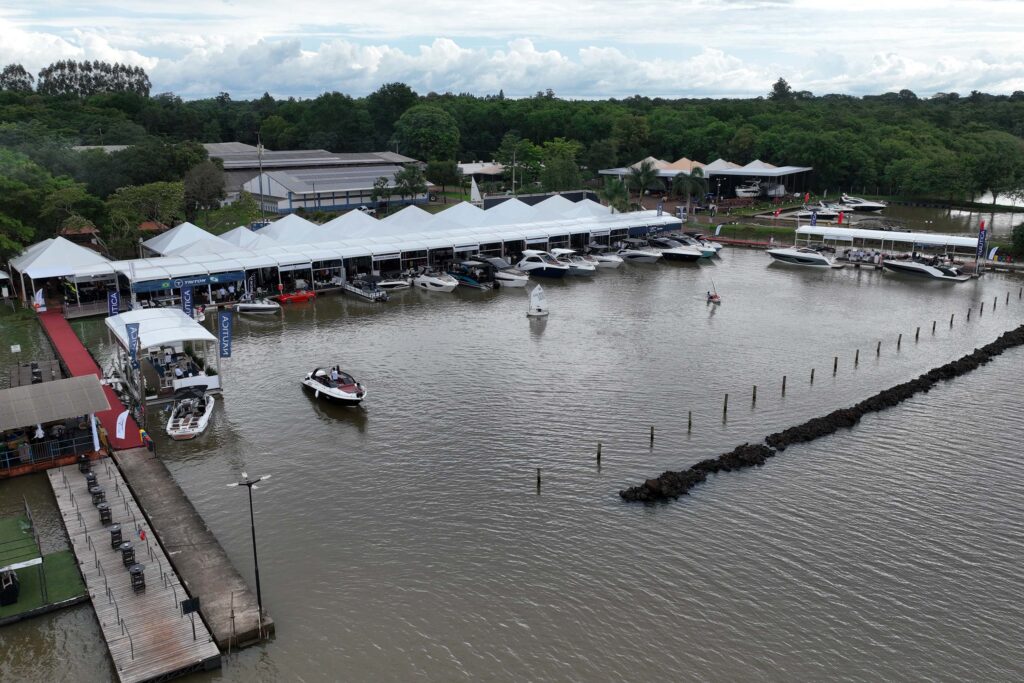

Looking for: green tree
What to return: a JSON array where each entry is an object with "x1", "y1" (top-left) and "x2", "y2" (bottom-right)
[
  {"x1": 627, "y1": 159, "x2": 659, "y2": 210},
  {"x1": 540, "y1": 157, "x2": 581, "y2": 192},
  {"x1": 0, "y1": 64, "x2": 34, "y2": 92},
  {"x1": 371, "y1": 176, "x2": 393, "y2": 213},
  {"x1": 1013, "y1": 221, "x2": 1024, "y2": 258},
  {"x1": 105, "y1": 181, "x2": 184, "y2": 257},
  {"x1": 183, "y1": 160, "x2": 226, "y2": 222},
  {"x1": 393, "y1": 165, "x2": 428, "y2": 204},
  {"x1": 612, "y1": 114, "x2": 649, "y2": 162},
  {"x1": 671, "y1": 167, "x2": 708, "y2": 217},
  {"x1": 425, "y1": 159, "x2": 461, "y2": 202},
  {"x1": 598, "y1": 176, "x2": 629, "y2": 213},
  {"x1": 495, "y1": 133, "x2": 542, "y2": 191},
  {"x1": 768, "y1": 77, "x2": 793, "y2": 100},
  {"x1": 366, "y1": 82, "x2": 418, "y2": 148},
  {"x1": 392, "y1": 105, "x2": 460, "y2": 161}
]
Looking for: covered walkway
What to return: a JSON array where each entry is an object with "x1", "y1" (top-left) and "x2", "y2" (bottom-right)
[{"x1": 37, "y1": 311, "x2": 143, "y2": 450}]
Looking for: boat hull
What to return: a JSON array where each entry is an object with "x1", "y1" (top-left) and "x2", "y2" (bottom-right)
[
  {"x1": 165, "y1": 395, "x2": 215, "y2": 440},
  {"x1": 414, "y1": 275, "x2": 458, "y2": 293},
  {"x1": 494, "y1": 273, "x2": 529, "y2": 288},
  {"x1": 521, "y1": 266, "x2": 568, "y2": 278},
  {"x1": 619, "y1": 251, "x2": 661, "y2": 264},
  {"x1": 882, "y1": 261, "x2": 969, "y2": 281},
  {"x1": 301, "y1": 379, "x2": 366, "y2": 405}
]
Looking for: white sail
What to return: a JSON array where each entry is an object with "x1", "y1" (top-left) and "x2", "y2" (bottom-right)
[
  {"x1": 530, "y1": 285, "x2": 546, "y2": 311},
  {"x1": 470, "y1": 176, "x2": 482, "y2": 204}
]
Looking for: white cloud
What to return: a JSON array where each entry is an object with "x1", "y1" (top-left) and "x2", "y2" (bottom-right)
[{"x1": 2, "y1": 2, "x2": 1024, "y2": 98}]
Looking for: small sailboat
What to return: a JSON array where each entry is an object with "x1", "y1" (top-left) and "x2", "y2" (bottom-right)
[
  {"x1": 707, "y1": 278, "x2": 722, "y2": 305},
  {"x1": 526, "y1": 284, "x2": 549, "y2": 318}
]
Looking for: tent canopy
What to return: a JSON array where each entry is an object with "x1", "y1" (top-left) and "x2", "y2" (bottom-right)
[
  {"x1": 0, "y1": 375, "x2": 110, "y2": 431},
  {"x1": 142, "y1": 222, "x2": 222, "y2": 255},
  {"x1": 105, "y1": 308, "x2": 216, "y2": 351},
  {"x1": 795, "y1": 226, "x2": 978, "y2": 249},
  {"x1": 9, "y1": 237, "x2": 111, "y2": 279}
]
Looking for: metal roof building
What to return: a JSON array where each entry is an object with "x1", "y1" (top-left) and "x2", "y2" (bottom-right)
[{"x1": 242, "y1": 166, "x2": 426, "y2": 214}]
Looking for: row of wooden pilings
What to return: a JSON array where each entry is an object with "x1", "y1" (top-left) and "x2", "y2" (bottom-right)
[{"x1": 535, "y1": 286, "x2": 1023, "y2": 493}]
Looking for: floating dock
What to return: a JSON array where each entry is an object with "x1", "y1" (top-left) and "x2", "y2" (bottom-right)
[
  {"x1": 48, "y1": 461, "x2": 221, "y2": 683},
  {"x1": 113, "y1": 447, "x2": 273, "y2": 649}
]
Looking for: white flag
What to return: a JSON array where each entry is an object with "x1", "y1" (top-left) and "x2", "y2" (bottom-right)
[{"x1": 116, "y1": 410, "x2": 129, "y2": 440}]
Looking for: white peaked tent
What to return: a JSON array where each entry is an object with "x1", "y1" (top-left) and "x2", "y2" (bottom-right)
[
  {"x1": 165, "y1": 239, "x2": 244, "y2": 258},
  {"x1": 381, "y1": 205, "x2": 432, "y2": 228},
  {"x1": 562, "y1": 199, "x2": 612, "y2": 219},
  {"x1": 142, "y1": 222, "x2": 221, "y2": 256},
  {"x1": 9, "y1": 237, "x2": 111, "y2": 279},
  {"x1": 482, "y1": 199, "x2": 535, "y2": 225},
  {"x1": 703, "y1": 158, "x2": 742, "y2": 171},
  {"x1": 319, "y1": 210, "x2": 381, "y2": 241},
  {"x1": 221, "y1": 225, "x2": 277, "y2": 250},
  {"x1": 532, "y1": 195, "x2": 579, "y2": 220},
  {"x1": 743, "y1": 159, "x2": 778, "y2": 170},
  {"x1": 429, "y1": 201, "x2": 485, "y2": 228},
  {"x1": 258, "y1": 214, "x2": 319, "y2": 244}
]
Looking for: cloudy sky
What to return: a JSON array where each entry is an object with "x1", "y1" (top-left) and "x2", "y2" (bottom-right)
[{"x1": 2, "y1": 0, "x2": 1023, "y2": 100}]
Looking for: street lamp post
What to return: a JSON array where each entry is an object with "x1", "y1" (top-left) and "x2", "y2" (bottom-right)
[{"x1": 227, "y1": 472, "x2": 271, "y2": 629}]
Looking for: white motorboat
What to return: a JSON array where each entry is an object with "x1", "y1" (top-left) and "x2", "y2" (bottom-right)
[
  {"x1": 301, "y1": 366, "x2": 367, "y2": 405},
  {"x1": 839, "y1": 194, "x2": 887, "y2": 212},
  {"x1": 585, "y1": 244, "x2": 624, "y2": 268},
  {"x1": 516, "y1": 250, "x2": 571, "y2": 278},
  {"x1": 377, "y1": 276, "x2": 412, "y2": 291},
  {"x1": 767, "y1": 247, "x2": 840, "y2": 268},
  {"x1": 647, "y1": 237, "x2": 704, "y2": 262},
  {"x1": 476, "y1": 256, "x2": 530, "y2": 288},
  {"x1": 882, "y1": 258, "x2": 969, "y2": 281},
  {"x1": 234, "y1": 294, "x2": 282, "y2": 314},
  {"x1": 735, "y1": 181, "x2": 761, "y2": 198},
  {"x1": 413, "y1": 270, "x2": 459, "y2": 293},
  {"x1": 448, "y1": 261, "x2": 495, "y2": 290},
  {"x1": 682, "y1": 232, "x2": 724, "y2": 254},
  {"x1": 616, "y1": 238, "x2": 662, "y2": 264},
  {"x1": 526, "y1": 285, "x2": 549, "y2": 318},
  {"x1": 795, "y1": 201, "x2": 846, "y2": 220},
  {"x1": 342, "y1": 277, "x2": 389, "y2": 302},
  {"x1": 550, "y1": 248, "x2": 597, "y2": 276},
  {"x1": 165, "y1": 386, "x2": 215, "y2": 440}
]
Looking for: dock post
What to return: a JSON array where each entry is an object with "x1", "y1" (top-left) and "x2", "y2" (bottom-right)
[
  {"x1": 650, "y1": 425, "x2": 654, "y2": 446},
  {"x1": 932, "y1": 320, "x2": 936, "y2": 334},
  {"x1": 782, "y1": 375, "x2": 787, "y2": 395},
  {"x1": 967, "y1": 307, "x2": 971, "y2": 321},
  {"x1": 993, "y1": 297, "x2": 997, "y2": 311},
  {"x1": 752, "y1": 385, "x2": 757, "y2": 405},
  {"x1": 950, "y1": 313, "x2": 954, "y2": 327},
  {"x1": 915, "y1": 326, "x2": 920, "y2": 342},
  {"x1": 980, "y1": 301, "x2": 984, "y2": 316},
  {"x1": 596, "y1": 442, "x2": 601, "y2": 465},
  {"x1": 854, "y1": 349, "x2": 859, "y2": 366},
  {"x1": 1006, "y1": 292, "x2": 1010, "y2": 305},
  {"x1": 536, "y1": 468, "x2": 541, "y2": 494},
  {"x1": 723, "y1": 393, "x2": 728, "y2": 418},
  {"x1": 897, "y1": 333, "x2": 902, "y2": 349},
  {"x1": 1019, "y1": 287, "x2": 1022, "y2": 299},
  {"x1": 876, "y1": 340, "x2": 881, "y2": 356},
  {"x1": 810, "y1": 368, "x2": 815, "y2": 384},
  {"x1": 833, "y1": 356, "x2": 838, "y2": 374},
  {"x1": 687, "y1": 411, "x2": 692, "y2": 433}
]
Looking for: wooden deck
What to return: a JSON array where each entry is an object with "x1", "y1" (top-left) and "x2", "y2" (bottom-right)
[{"x1": 48, "y1": 461, "x2": 221, "y2": 683}]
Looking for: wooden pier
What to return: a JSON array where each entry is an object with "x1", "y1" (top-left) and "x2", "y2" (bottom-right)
[{"x1": 48, "y1": 461, "x2": 221, "y2": 683}]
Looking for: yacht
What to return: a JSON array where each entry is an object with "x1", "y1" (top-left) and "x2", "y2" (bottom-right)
[
  {"x1": 165, "y1": 387, "x2": 215, "y2": 440},
  {"x1": 661, "y1": 234, "x2": 714, "y2": 258},
  {"x1": 735, "y1": 181, "x2": 761, "y2": 198},
  {"x1": 647, "y1": 237, "x2": 704, "y2": 262},
  {"x1": 301, "y1": 367, "x2": 367, "y2": 405},
  {"x1": 516, "y1": 250, "x2": 571, "y2": 278},
  {"x1": 550, "y1": 248, "x2": 597, "y2": 276},
  {"x1": 413, "y1": 269, "x2": 459, "y2": 293},
  {"x1": 882, "y1": 258, "x2": 969, "y2": 281},
  {"x1": 342, "y1": 277, "x2": 390, "y2": 302},
  {"x1": 767, "y1": 246, "x2": 839, "y2": 268},
  {"x1": 448, "y1": 260, "x2": 495, "y2": 290},
  {"x1": 839, "y1": 194, "x2": 887, "y2": 212},
  {"x1": 794, "y1": 202, "x2": 845, "y2": 220},
  {"x1": 475, "y1": 256, "x2": 530, "y2": 288},
  {"x1": 616, "y1": 239, "x2": 662, "y2": 264},
  {"x1": 584, "y1": 244, "x2": 624, "y2": 268},
  {"x1": 376, "y1": 276, "x2": 412, "y2": 291},
  {"x1": 682, "y1": 232, "x2": 724, "y2": 254}
]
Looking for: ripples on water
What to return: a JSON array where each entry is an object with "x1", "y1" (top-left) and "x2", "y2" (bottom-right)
[{"x1": 2, "y1": 249, "x2": 1023, "y2": 682}]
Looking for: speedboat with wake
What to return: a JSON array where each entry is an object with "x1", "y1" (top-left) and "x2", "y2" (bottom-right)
[
  {"x1": 165, "y1": 386, "x2": 215, "y2": 440},
  {"x1": 301, "y1": 366, "x2": 367, "y2": 405},
  {"x1": 413, "y1": 269, "x2": 459, "y2": 293},
  {"x1": 616, "y1": 239, "x2": 662, "y2": 264},
  {"x1": 839, "y1": 194, "x2": 887, "y2": 212},
  {"x1": 475, "y1": 256, "x2": 530, "y2": 288},
  {"x1": 649, "y1": 237, "x2": 704, "y2": 261},
  {"x1": 767, "y1": 247, "x2": 841, "y2": 268},
  {"x1": 550, "y1": 248, "x2": 597, "y2": 276},
  {"x1": 882, "y1": 257, "x2": 969, "y2": 281},
  {"x1": 234, "y1": 293, "x2": 281, "y2": 314},
  {"x1": 516, "y1": 250, "x2": 571, "y2": 278}
]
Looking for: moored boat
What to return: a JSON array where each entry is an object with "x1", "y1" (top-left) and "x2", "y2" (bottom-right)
[
  {"x1": 377, "y1": 276, "x2": 412, "y2": 291},
  {"x1": 839, "y1": 194, "x2": 887, "y2": 212},
  {"x1": 767, "y1": 247, "x2": 840, "y2": 268},
  {"x1": 550, "y1": 248, "x2": 597, "y2": 276},
  {"x1": 882, "y1": 258, "x2": 969, "y2": 281},
  {"x1": 165, "y1": 386, "x2": 215, "y2": 440},
  {"x1": 278, "y1": 290, "x2": 316, "y2": 303},
  {"x1": 516, "y1": 250, "x2": 571, "y2": 278},
  {"x1": 616, "y1": 238, "x2": 662, "y2": 264},
  {"x1": 526, "y1": 284, "x2": 549, "y2": 317},
  {"x1": 649, "y1": 237, "x2": 705, "y2": 261},
  {"x1": 475, "y1": 256, "x2": 530, "y2": 288},
  {"x1": 342, "y1": 277, "x2": 390, "y2": 302},
  {"x1": 234, "y1": 294, "x2": 282, "y2": 314},
  {"x1": 448, "y1": 260, "x2": 496, "y2": 290},
  {"x1": 413, "y1": 270, "x2": 459, "y2": 293}
]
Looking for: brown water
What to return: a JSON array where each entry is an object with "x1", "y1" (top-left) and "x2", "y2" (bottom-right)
[{"x1": 2, "y1": 249, "x2": 1023, "y2": 682}]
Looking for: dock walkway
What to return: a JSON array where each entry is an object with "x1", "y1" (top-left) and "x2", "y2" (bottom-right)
[
  {"x1": 114, "y1": 447, "x2": 272, "y2": 650},
  {"x1": 37, "y1": 310, "x2": 143, "y2": 450},
  {"x1": 48, "y1": 460, "x2": 220, "y2": 682}
]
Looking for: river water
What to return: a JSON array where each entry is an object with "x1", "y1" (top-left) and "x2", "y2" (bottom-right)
[{"x1": 2, "y1": 249, "x2": 1023, "y2": 682}]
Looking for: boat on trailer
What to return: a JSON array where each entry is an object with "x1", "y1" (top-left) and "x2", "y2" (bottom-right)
[{"x1": 165, "y1": 386, "x2": 215, "y2": 440}]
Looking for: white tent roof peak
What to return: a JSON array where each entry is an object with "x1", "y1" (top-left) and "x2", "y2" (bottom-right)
[
  {"x1": 10, "y1": 237, "x2": 111, "y2": 279},
  {"x1": 430, "y1": 201, "x2": 485, "y2": 228},
  {"x1": 482, "y1": 198, "x2": 535, "y2": 225},
  {"x1": 743, "y1": 159, "x2": 778, "y2": 170},
  {"x1": 381, "y1": 205, "x2": 432, "y2": 227},
  {"x1": 532, "y1": 194, "x2": 579, "y2": 219},
  {"x1": 105, "y1": 308, "x2": 216, "y2": 351},
  {"x1": 142, "y1": 222, "x2": 222, "y2": 256},
  {"x1": 628, "y1": 156, "x2": 671, "y2": 170}
]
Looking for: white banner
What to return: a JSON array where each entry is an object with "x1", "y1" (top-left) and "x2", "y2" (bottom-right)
[{"x1": 116, "y1": 410, "x2": 129, "y2": 440}]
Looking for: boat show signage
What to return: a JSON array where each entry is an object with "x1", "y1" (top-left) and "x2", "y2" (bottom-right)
[
  {"x1": 131, "y1": 271, "x2": 246, "y2": 294},
  {"x1": 107, "y1": 289, "x2": 120, "y2": 317},
  {"x1": 126, "y1": 322, "x2": 140, "y2": 369},
  {"x1": 181, "y1": 286, "x2": 194, "y2": 318},
  {"x1": 976, "y1": 221, "x2": 987, "y2": 263},
  {"x1": 218, "y1": 310, "x2": 233, "y2": 358}
]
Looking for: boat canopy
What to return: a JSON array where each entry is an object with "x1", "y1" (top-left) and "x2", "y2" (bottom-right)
[{"x1": 105, "y1": 308, "x2": 216, "y2": 350}]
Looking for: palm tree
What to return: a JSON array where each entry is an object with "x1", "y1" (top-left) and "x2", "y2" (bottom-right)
[
  {"x1": 598, "y1": 177, "x2": 630, "y2": 213},
  {"x1": 627, "y1": 159, "x2": 658, "y2": 210},
  {"x1": 671, "y1": 167, "x2": 708, "y2": 218}
]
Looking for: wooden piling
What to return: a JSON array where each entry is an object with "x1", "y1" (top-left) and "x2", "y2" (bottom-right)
[
  {"x1": 932, "y1": 320, "x2": 936, "y2": 334},
  {"x1": 876, "y1": 340, "x2": 881, "y2": 356},
  {"x1": 687, "y1": 411, "x2": 692, "y2": 433},
  {"x1": 1007, "y1": 291, "x2": 1010, "y2": 304},
  {"x1": 897, "y1": 333, "x2": 902, "y2": 349},
  {"x1": 967, "y1": 307, "x2": 971, "y2": 321},
  {"x1": 536, "y1": 468, "x2": 541, "y2": 493},
  {"x1": 854, "y1": 349, "x2": 859, "y2": 366},
  {"x1": 723, "y1": 393, "x2": 729, "y2": 417},
  {"x1": 980, "y1": 301, "x2": 984, "y2": 315},
  {"x1": 650, "y1": 425, "x2": 654, "y2": 446},
  {"x1": 950, "y1": 313, "x2": 954, "y2": 327},
  {"x1": 752, "y1": 385, "x2": 757, "y2": 404},
  {"x1": 833, "y1": 356, "x2": 838, "y2": 374},
  {"x1": 596, "y1": 442, "x2": 601, "y2": 463},
  {"x1": 993, "y1": 296, "x2": 997, "y2": 310},
  {"x1": 810, "y1": 368, "x2": 815, "y2": 384},
  {"x1": 782, "y1": 375, "x2": 787, "y2": 395},
  {"x1": 915, "y1": 326, "x2": 920, "y2": 342}
]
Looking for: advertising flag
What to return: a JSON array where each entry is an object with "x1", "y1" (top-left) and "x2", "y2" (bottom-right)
[
  {"x1": 181, "y1": 286, "x2": 194, "y2": 318},
  {"x1": 126, "y1": 322, "x2": 140, "y2": 369},
  {"x1": 115, "y1": 410, "x2": 129, "y2": 440},
  {"x1": 107, "y1": 289, "x2": 120, "y2": 317},
  {"x1": 810, "y1": 212, "x2": 818, "y2": 227},
  {"x1": 988, "y1": 246, "x2": 999, "y2": 260},
  {"x1": 976, "y1": 220, "x2": 987, "y2": 263},
  {"x1": 714, "y1": 225, "x2": 722, "y2": 236},
  {"x1": 218, "y1": 310, "x2": 233, "y2": 358}
]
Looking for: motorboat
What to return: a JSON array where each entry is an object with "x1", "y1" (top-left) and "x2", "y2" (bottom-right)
[
  {"x1": 526, "y1": 285, "x2": 549, "y2": 318},
  {"x1": 413, "y1": 270, "x2": 459, "y2": 293},
  {"x1": 584, "y1": 244, "x2": 624, "y2": 268},
  {"x1": 839, "y1": 194, "x2": 887, "y2": 212},
  {"x1": 550, "y1": 248, "x2": 597, "y2": 276},
  {"x1": 475, "y1": 256, "x2": 530, "y2": 288},
  {"x1": 376, "y1": 276, "x2": 412, "y2": 291},
  {"x1": 767, "y1": 247, "x2": 840, "y2": 268},
  {"x1": 301, "y1": 367, "x2": 366, "y2": 405},
  {"x1": 616, "y1": 239, "x2": 662, "y2": 264},
  {"x1": 647, "y1": 237, "x2": 704, "y2": 262},
  {"x1": 234, "y1": 294, "x2": 281, "y2": 314},
  {"x1": 735, "y1": 181, "x2": 761, "y2": 198},
  {"x1": 165, "y1": 386, "x2": 215, "y2": 440},
  {"x1": 448, "y1": 260, "x2": 496, "y2": 290},
  {"x1": 278, "y1": 290, "x2": 316, "y2": 303},
  {"x1": 794, "y1": 202, "x2": 846, "y2": 220},
  {"x1": 682, "y1": 232, "x2": 724, "y2": 254},
  {"x1": 342, "y1": 277, "x2": 389, "y2": 302},
  {"x1": 882, "y1": 258, "x2": 969, "y2": 281},
  {"x1": 516, "y1": 250, "x2": 571, "y2": 278}
]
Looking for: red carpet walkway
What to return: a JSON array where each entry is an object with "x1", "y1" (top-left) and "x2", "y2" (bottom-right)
[{"x1": 38, "y1": 311, "x2": 143, "y2": 450}]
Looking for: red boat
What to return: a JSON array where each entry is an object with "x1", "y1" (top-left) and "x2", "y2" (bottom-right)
[{"x1": 278, "y1": 290, "x2": 317, "y2": 303}]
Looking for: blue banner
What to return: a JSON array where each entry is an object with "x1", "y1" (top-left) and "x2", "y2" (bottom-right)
[
  {"x1": 810, "y1": 212, "x2": 818, "y2": 227},
  {"x1": 218, "y1": 310, "x2": 233, "y2": 358},
  {"x1": 131, "y1": 271, "x2": 246, "y2": 294},
  {"x1": 976, "y1": 228, "x2": 987, "y2": 263},
  {"x1": 181, "y1": 286, "x2": 194, "y2": 318},
  {"x1": 107, "y1": 290, "x2": 120, "y2": 317},
  {"x1": 126, "y1": 322, "x2": 141, "y2": 369}
]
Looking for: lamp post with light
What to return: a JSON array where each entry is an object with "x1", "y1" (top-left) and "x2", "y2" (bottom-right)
[{"x1": 227, "y1": 472, "x2": 271, "y2": 626}]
